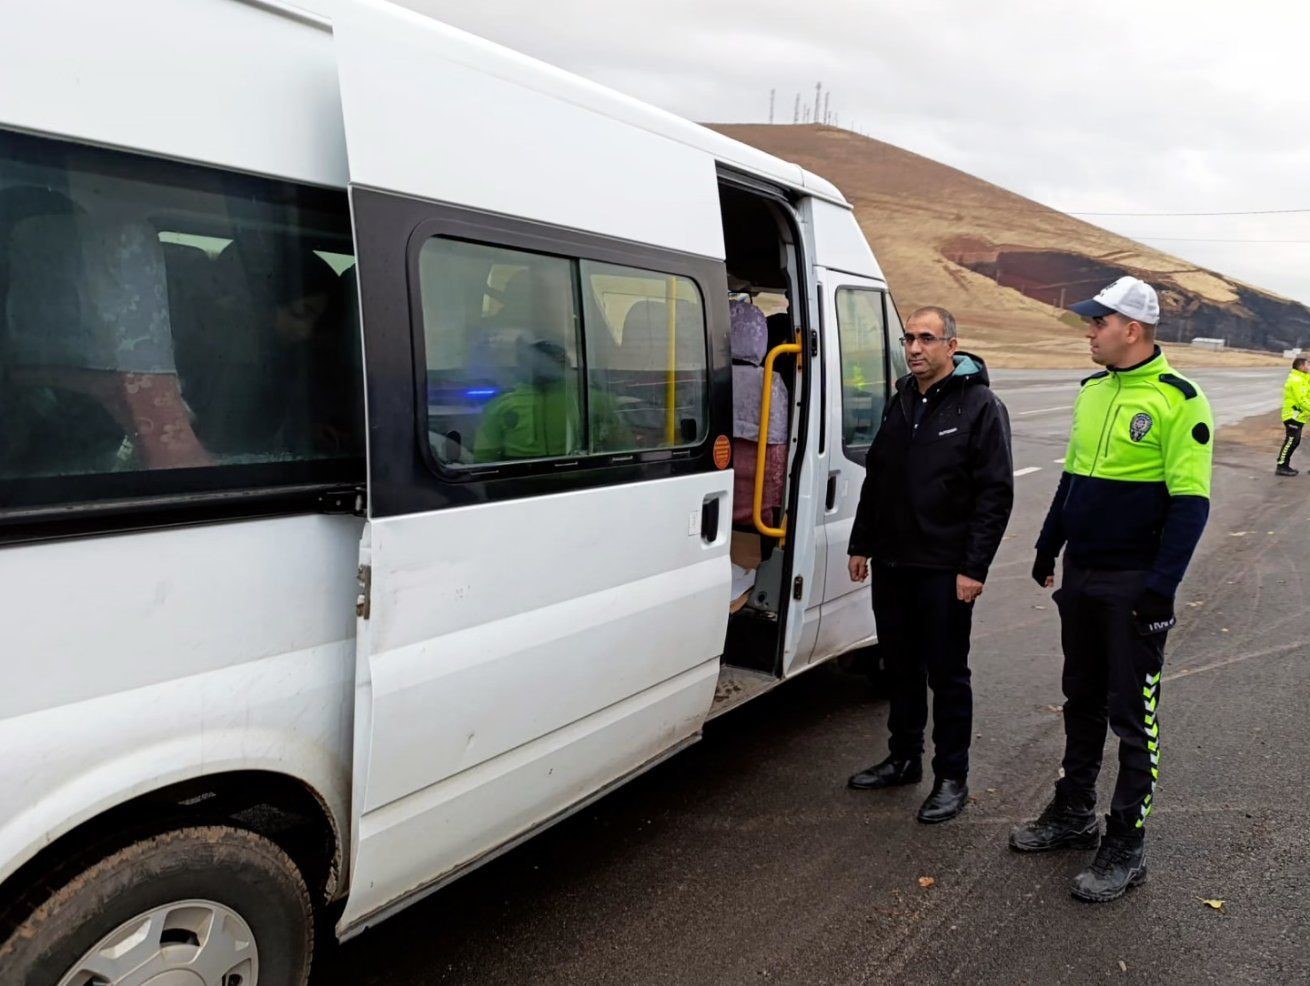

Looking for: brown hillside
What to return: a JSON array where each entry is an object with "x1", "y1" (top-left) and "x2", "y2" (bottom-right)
[{"x1": 711, "y1": 124, "x2": 1305, "y2": 369}]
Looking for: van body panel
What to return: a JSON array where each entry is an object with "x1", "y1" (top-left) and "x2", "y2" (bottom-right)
[
  {"x1": 807, "y1": 198, "x2": 882, "y2": 281},
  {"x1": 0, "y1": 516, "x2": 360, "y2": 719},
  {"x1": 341, "y1": 475, "x2": 732, "y2": 929},
  {"x1": 333, "y1": 0, "x2": 725, "y2": 259},
  {"x1": 344, "y1": 656, "x2": 718, "y2": 933},
  {"x1": 354, "y1": 478, "x2": 731, "y2": 815},
  {"x1": 0, "y1": 0, "x2": 348, "y2": 188},
  {"x1": 0, "y1": 518, "x2": 357, "y2": 888}
]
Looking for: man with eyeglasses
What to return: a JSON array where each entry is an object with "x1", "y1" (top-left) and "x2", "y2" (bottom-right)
[
  {"x1": 1013, "y1": 276, "x2": 1213, "y2": 903},
  {"x1": 847, "y1": 306, "x2": 1014, "y2": 824}
]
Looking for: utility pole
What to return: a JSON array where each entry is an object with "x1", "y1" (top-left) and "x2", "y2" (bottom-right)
[
  {"x1": 793, "y1": 93, "x2": 800, "y2": 123},
  {"x1": 769, "y1": 89, "x2": 775, "y2": 124}
]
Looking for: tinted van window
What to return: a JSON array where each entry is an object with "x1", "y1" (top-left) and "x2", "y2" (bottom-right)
[
  {"x1": 416, "y1": 240, "x2": 709, "y2": 470},
  {"x1": 0, "y1": 129, "x2": 363, "y2": 514},
  {"x1": 835, "y1": 287, "x2": 889, "y2": 449},
  {"x1": 580, "y1": 261, "x2": 707, "y2": 452}
]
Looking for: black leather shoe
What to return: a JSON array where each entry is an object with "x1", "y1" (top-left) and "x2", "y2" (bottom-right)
[
  {"x1": 1071, "y1": 828, "x2": 1147, "y2": 902},
  {"x1": 916, "y1": 778, "x2": 968, "y2": 823},
  {"x1": 1276, "y1": 465, "x2": 1298, "y2": 477},
  {"x1": 1009, "y1": 795, "x2": 1100, "y2": 852},
  {"x1": 848, "y1": 756, "x2": 922, "y2": 790}
]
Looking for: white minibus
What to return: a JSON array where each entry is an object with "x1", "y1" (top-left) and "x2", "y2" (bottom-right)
[{"x1": 0, "y1": 0, "x2": 906, "y2": 980}]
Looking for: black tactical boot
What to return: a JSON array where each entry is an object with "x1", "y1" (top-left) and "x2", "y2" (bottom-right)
[
  {"x1": 1009, "y1": 794, "x2": 1100, "y2": 852},
  {"x1": 848, "y1": 756, "x2": 922, "y2": 790},
  {"x1": 917, "y1": 777, "x2": 968, "y2": 823},
  {"x1": 1071, "y1": 822, "x2": 1147, "y2": 903},
  {"x1": 1275, "y1": 465, "x2": 1298, "y2": 477}
]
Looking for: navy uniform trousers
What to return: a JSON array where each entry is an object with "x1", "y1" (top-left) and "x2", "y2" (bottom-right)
[{"x1": 1053, "y1": 560, "x2": 1167, "y2": 832}]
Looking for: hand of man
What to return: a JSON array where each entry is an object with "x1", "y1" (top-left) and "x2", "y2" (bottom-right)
[
  {"x1": 1031, "y1": 552, "x2": 1056, "y2": 589},
  {"x1": 1133, "y1": 589, "x2": 1177, "y2": 637},
  {"x1": 957, "y1": 574, "x2": 984, "y2": 603},
  {"x1": 848, "y1": 555, "x2": 870, "y2": 583}
]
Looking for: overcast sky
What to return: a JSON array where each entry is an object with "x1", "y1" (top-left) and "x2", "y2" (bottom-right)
[{"x1": 400, "y1": 0, "x2": 1310, "y2": 306}]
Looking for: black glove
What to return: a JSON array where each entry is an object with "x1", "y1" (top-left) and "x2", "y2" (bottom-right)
[
  {"x1": 1133, "y1": 589, "x2": 1176, "y2": 637},
  {"x1": 1031, "y1": 552, "x2": 1056, "y2": 588}
]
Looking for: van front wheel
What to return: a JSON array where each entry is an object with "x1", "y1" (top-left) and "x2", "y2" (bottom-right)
[{"x1": 0, "y1": 825, "x2": 313, "y2": 986}]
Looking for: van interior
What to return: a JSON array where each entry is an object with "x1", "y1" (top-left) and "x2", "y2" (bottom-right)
[{"x1": 713, "y1": 180, "x2": 806, "y2": 711}]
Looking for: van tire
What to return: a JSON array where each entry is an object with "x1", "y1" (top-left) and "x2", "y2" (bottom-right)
[{"x1": 0, "y1": 824, "x2": 313, "y2": 986}]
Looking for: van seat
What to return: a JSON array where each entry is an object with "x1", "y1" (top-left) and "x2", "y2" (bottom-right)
[{"x1": 728, "y1": 299, "x2": 787, "y2": 525}]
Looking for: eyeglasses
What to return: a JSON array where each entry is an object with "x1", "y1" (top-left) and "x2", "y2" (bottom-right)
[{"x1": 900, "y1": 333, "x2": 949, "y2": 346}]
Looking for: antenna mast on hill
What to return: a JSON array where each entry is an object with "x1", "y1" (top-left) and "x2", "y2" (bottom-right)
[
  {"x1": 793, "y1": 93, "x2": 800, "y2": 123},
  {"x1": 823, "y1": 91, "x2": 831, "y2": 124},
  {"x1": 813, "y1": 82, "x2": 822, "y2": 124},
  {"x1": 769, "y1": 89, "x2": 775, "y2": 124}
]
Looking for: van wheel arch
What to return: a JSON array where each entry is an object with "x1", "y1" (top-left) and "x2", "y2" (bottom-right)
[{"x1": 0, "y1": 770, "x2": 341, "y2": 946}]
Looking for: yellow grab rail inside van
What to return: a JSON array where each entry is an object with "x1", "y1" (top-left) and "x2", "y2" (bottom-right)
[
  {"x1": 753, "y1": 339, "x2": 801, "y2": 541},
  {"x1": 664, "y1": 276, "x2": 677, "y2": 444}
]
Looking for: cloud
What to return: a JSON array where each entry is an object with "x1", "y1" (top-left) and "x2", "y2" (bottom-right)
[{"x1": 398, "y1": 0, "x2": 1310, "y2": 304}]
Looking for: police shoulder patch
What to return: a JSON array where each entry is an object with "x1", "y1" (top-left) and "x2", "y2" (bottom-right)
[
  {"x1": 1080, "y1": 370, "x2": 1110, "y2": 386},
  {"x1": 1158, "y1": 372, "x2": 1198, "y2": 399}
]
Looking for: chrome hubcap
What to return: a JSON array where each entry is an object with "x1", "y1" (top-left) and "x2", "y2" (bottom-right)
[{"x1": 59, "y1": 899, "x2": 258, "y2": 986}]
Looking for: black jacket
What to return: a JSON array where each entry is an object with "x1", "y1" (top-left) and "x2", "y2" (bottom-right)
[{"x1": 848, "y1": 353, "x2": 1014, "y2": 582}]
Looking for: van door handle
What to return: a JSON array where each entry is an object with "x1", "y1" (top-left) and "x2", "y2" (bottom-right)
[
  {"x1": 701, "y1": 496, "x2": 720, "y2": 542},
  {"x1": 826, "y1": 472, "x2": 839, "y2": 511}
]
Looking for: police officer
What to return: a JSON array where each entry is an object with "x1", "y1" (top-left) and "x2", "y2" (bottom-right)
[
  {"x1": 1275, "y1": 355, "x2": 1309, "y2": 476},
  {"x1": 1012, "y1": 276, "x2": 1213, "y2": 903}
]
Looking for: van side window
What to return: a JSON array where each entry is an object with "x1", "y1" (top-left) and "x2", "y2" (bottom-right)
[
  {"x1": 580, "y1": 262, "x2": 707, "y2": 451},
  {"x1": 0, "y1": 127, "x2": 363, "y2": 517},
  {"x1": 835, "y1": 287, "x2": 890, "y2": 450},
  {"x1": 416, "y1": 239, "x2": 709, "y2": 470},
  {"x1": 418, "y1": 239, "x2": 585, "y2": 466}
]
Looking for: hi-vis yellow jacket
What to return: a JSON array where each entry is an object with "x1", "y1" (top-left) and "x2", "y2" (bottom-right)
[
  {"x1": 1037, "y1": 348, "x2": 1214, "y2": 597},
  {"x1": 1282, "y1": 368, "x2": 1310, "y2": 425}
]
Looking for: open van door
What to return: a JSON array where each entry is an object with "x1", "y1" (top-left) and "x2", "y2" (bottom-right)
[
  {"x1": 812, "y1": 271, "x2": 893, "y2": 660},
  {"x1": 333, "y1": 2, "x2": 733, "y2": 934}
]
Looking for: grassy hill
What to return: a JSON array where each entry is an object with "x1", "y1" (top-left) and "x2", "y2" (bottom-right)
[{"x1": 711, "y1": 124, "x2": 1305, "y2": 369}]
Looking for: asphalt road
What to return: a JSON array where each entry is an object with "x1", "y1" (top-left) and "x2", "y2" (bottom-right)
[{"x1": 324, "y1": 366, "x2": 1307, "y2": 985}]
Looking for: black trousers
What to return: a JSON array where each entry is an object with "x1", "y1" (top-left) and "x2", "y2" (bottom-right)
[
  {"x1": 1277, "y1": 419, "x2": 1302, "y2": 468},
  {"x1": 871, "y1": 564, "x2": 973, "y2": 780},
  {"x1": 1053, "y1": 561, "x2": 1167, "y2": 832}
]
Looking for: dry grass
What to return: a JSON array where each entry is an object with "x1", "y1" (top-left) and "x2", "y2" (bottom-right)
[{"x1": 710, "y1": 124, "x2": 1287, "y2": 370}]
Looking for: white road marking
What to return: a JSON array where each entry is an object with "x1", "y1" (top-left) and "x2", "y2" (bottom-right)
[
  {"x1": 1013, "y1": 466, "x2": 1042, "y2": 477},
  {"x1": 1016, "y1": 405, "x2": 1073, "y2": 416},
  {"x1": 1053, "y1": 457, "x2": 1066, "y2": 464}
]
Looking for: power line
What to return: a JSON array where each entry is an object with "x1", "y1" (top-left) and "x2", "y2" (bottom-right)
[
  {"x1": 1127, "y1": 236, "x2": 1310, "y2": 244},
  {"x1": 1065, "y1": 208, "x2": 1310, "y2": 217}
]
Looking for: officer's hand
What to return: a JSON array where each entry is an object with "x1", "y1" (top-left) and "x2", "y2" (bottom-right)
[
  {"x1": 1133, "y1": 589, "x2": 1177, "y2": 637},
  {"x1": 957, "y1": 574, "x2": 984, "y2": 603},
  {"x1": 1031, "y1": 552, "x2": 1057, "y2": 589},
  {"x1": 848, "y1": 556, "x2": 870, "y2": 583}
]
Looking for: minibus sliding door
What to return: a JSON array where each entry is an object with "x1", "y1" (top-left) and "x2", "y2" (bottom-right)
[{"x1": 333, "y1": 6, "x2": 733, "y2": 934}]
